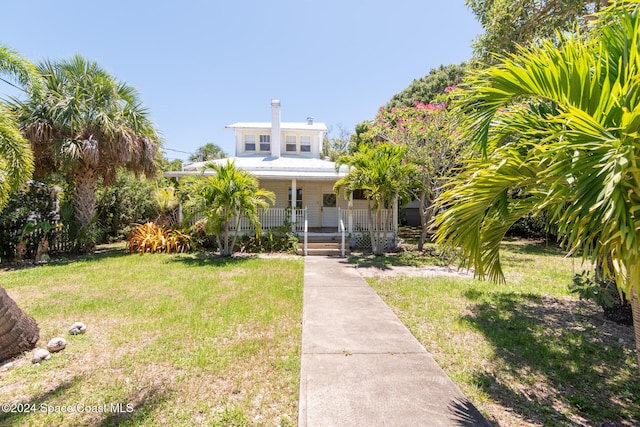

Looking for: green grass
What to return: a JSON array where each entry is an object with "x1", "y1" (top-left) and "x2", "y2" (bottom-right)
[
  {"x1": 365, "y1": 238, "x2": 640, "y2": 426},
  {"x1": 0, "y1": 246, "x2": 303, "y2": 426}
]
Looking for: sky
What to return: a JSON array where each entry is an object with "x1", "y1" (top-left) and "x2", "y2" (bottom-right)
[{"x1": 0, "y1": 0, "x2": 484, "y2": 162}]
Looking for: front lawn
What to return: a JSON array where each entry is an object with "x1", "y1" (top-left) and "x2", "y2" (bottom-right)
[
  {"x1": 0, "y1": 247, "x2": 303, "y2": 426},
  {"x1": 365, "y1": 239, "x2": 639, "y2": 426}
]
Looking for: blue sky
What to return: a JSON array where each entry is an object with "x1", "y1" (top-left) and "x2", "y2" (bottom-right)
[{"x1": 1, "y1": 1, "x2": 483, "y2": 161}]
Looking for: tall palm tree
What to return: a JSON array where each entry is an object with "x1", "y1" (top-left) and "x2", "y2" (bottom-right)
[
  {"x1": 433, "y1": 1, "x2": 640, "y2": 366},
  {"x1": 13, "y1": 55, "x2": 159, "y2": 251},
  {"x1": 334, "y1": 143, "x2": 417, "y2": 255},
  {"x1": 0, "y1": 45, "x2": 41, "y2": 362},
  {"x1": 181, "y1": 161, "x2": 275, "y2": 256}
]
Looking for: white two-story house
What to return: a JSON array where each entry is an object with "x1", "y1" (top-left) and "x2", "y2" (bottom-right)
[{"x1": 166, "y1": 100, "x2": 397, "y2": 249}]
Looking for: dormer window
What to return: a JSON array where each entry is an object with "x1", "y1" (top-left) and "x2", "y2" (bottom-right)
[
  {"x1": 300, "y1": 136, "x2": 311, "y2": 153},
  {"x1": 259, "y1": 135, "x2": 271, "y2": 152},
  {"x1": 244, "y1": 134, "x2": 256, "y2": 152}
]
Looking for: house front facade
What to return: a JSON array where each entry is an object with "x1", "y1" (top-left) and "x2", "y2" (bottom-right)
[{"x1": 166, "y1": 100, "x2": 397, "y2": 248}]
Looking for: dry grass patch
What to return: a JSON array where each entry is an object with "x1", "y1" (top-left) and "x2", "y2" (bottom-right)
[{"x1": 0, "y1": 248, "x2": 303, "y2": 426}]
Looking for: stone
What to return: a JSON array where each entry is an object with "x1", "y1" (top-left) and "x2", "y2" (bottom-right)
[
  {"x1": 47, "y1": 337, "x2": 67, "y2": 352},
  {"x1": 32, "y1": 348, "x2": 51, "y2": 363},
  {"x1": 1, "y1": 362, "x2": 14, "y2": 371},
  {"x1": 69, "y1": 322, "x2": 87, "y2": 335}
]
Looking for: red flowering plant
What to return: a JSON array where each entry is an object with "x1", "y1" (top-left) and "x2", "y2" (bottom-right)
[{"x1": 363, "y1": 91, "x2": 469, "y2": 249}]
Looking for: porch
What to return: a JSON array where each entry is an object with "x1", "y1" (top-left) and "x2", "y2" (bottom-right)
[{"x1": 228, "y1": 206, "x2": 398, "y2": 256}]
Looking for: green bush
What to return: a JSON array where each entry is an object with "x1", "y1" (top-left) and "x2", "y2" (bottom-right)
[
  {"x1": 570, "y1": 270, "x2": 632, "y2": 325},
  {"x1": 238, "y1": 227, "x2": 299, "y2": 254},
  {"x1": 0, "y1": 183, "x2": 61, "y2": 260},
  {"x1": 95, "y1": 171, "x2": 156, "y2": 243},
  {"x1": 507, "y1": 212, "x2": 555, "y2": 239}
]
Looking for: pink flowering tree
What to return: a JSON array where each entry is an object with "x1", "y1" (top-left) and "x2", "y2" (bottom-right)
[{"x1": 364, "y1": 90, "x2": 468, "y2": 249}]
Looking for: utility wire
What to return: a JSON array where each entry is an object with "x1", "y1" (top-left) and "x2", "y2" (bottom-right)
[{"x1": 163, "y1": 147, "x2": 194, "y2": 155}]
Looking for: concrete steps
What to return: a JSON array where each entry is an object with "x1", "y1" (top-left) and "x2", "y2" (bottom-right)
[{"x1": 297, "y1": 241, "x2": 350, "y2": 256}]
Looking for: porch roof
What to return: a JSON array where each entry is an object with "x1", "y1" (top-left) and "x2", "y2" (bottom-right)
[{"x1": 165, "y1": 156, "x2": 349, "y2": 181}]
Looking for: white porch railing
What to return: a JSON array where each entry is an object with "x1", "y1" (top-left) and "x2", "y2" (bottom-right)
[
  {"x1": 340, "y1": 208, "x2": 394, "y2": 232},
  {"x1": 229, "y1": 208, "x2": 306, "y2": 232},
  {"x1": 191, "y1": 207, "x2": 393, "y2": 234}
]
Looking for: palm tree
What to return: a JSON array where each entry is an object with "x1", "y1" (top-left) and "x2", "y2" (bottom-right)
[
  {"x1": 0, "y1": 45, "x2": 41, "y2": 362},
  {"x1": 0, "y1": 44, "x2": 39, "y2": 209},
  {"x1": 433, "y1": 2, "x2": 640, "y2": 366},
  {"x1": 181, "y1": 161, "x2": 275, "y2": 256},
  {"x1": 189, "y1": 143, "x2": 227, "y2": 162},
  {"x1": 13, "y1": 55, "x2": 159, "y2": 251},
  {"x1": 334, "y1": 142, "x2": 417, "y2": 255}
]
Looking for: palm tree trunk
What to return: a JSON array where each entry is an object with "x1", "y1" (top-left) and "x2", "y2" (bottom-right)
[
  {"x1": 632, "y1": 288, "x2": 640, "y2": 368},
  {"x1": 74, "y1": 161, "x2": 98, "y2": 252},
  {"x1": 0, "y1": 287, "x2": 39, "y2": 363}
]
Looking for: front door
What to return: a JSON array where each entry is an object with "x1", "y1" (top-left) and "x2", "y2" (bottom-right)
[{"x1": 321, "y1": 192, "x2": 338, "y2": 228}]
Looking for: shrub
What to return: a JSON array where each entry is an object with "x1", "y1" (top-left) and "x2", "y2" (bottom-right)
[
  {"x1": 238, "y1": 227, "x2": 299, "y2": 254},
  {"x1": 0, "y1": 182, "x2": 62, "y2": 260},
  {"x1": 128, "y1": 222, "x2": 192, "y2": 255},
  {"x1": 95, "y1": 171, "x2": 156, "y2": 243},
  {"x1": 570, "y1": 270, "x2": 632, "y2": 325}
]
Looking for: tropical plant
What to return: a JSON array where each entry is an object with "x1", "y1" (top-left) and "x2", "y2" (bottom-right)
[
  {"x1": 127, "y1": 222, "x2": 191, "y2": 255},
  {"x1": 152, "y1": 185, "x2": 179, "y2": 227},
  {"x1": 181, "y1": 161, "x2": 275, "y2": 257},
  {"x1": 0, "y1": 44, "x2": 40, "y2": 211},
  {"x1": 12, "y1": 55, "x2": 159, "y2": 252},
  {"x1": 334, "y1": 142, "x2": 417, "y2": 255},
  {"x1": 188, "y1": 142, "x2": 227, "y2": 162},
  {"x1": 433, "y1": 2, "x2": 640, "y2": 366},
  {"x1": 0, "y1": 44, "x2": 41, "y2": 362}
]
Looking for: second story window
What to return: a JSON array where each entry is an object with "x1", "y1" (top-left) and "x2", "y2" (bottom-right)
[
  {"x1": 300, "y1": 135, "x2": 311, "y2": 152},
  {"x1": 285, "y1": 135, "x2": 297, "y2": 152},
  {"x1": 259, "y1": 135, "x2": 271, "y2": 152},
  {"x1": 244, "y1": 134, "x2": 256, "y2": 152}
]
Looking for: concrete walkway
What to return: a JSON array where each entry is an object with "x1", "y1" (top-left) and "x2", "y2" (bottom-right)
[{"x1": 298, "y1": 256, "x2": 491, "y2": 427}]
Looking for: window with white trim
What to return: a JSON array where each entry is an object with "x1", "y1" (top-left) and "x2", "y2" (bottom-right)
[
  {"x1": 244, "y1": 134, "x2": 256, "y2": 152},
  {"x1": 285, "y1": 135, "x2": 297, "y2": 152},
  {"x1": 259, "y1": 134, "x2": 271, "y2": 152},
  {"x1": 300, "y1": 135, "x2": 311, "y2": 152},
  {"x1": 288, "y1": 188, "x2": 303, "y2": 209}
]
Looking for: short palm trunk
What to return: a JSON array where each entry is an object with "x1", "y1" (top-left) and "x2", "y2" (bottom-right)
[{"x1": 0, "y1": 287, "x2": 39, "y2": 362}]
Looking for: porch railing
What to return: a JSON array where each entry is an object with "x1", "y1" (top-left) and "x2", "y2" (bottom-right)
[
  {"x1": 340, "y1": 208, "x2": 394, "y2": 232},
  {"x1": 229, "y1": 208, "x2": 305, "y2": 232}
]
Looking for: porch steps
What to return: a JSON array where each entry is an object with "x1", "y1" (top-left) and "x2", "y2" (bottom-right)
[{"x1": 297, "y1": 240, "x2": 350, "y2": 256}]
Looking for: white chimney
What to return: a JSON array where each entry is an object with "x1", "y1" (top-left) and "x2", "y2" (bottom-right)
[
  {"x1": 271, "y1": 99, "x2": 281, "y2": 158},
  {"x1": 307, "y1": 116, "x2": 314, "y2": 125}
]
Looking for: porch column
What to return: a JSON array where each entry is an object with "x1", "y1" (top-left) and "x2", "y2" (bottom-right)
[
  {"x1": 291, "y1": 178, "x2": 297, "y2": 232},
  {"x1": 393, "y1": 196, "x2": 399, "y2": 247},
  {"x1": 393, "y1": 196, "x2": 398, "y2": 234},
  {"x1": 348, "y1": 192, "x2": 353, "y2": 233}
]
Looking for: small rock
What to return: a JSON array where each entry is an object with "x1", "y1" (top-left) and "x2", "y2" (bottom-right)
[
  {"x1": 1, "y1": 362, "x2": 14, "y2": 371},
  {"x1": 32, "y1": 348, "x2": 51, "y2": 363},
  {"x1": 47, "y1": 337, "x2": 67, "y2": 353},
  {"x1": 69, "y1": 322, "x2": 87, "y2": 335}
]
